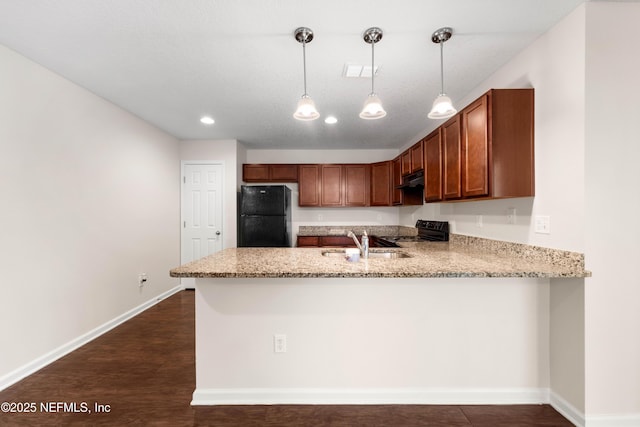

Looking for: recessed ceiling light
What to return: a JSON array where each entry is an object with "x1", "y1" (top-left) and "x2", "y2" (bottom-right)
[
  {"x1": 200, "y1": 116, "x2": 215, "y2": 125},
  {"x1": 324, "y1": 116, "x2": 338, "y2": 124}
]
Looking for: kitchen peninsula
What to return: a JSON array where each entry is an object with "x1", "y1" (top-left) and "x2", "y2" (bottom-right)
[{"x1": 170, "y1": 235, "x2": 589, "y2": 406}]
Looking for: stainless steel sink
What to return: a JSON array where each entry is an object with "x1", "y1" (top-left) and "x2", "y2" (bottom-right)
[{"x1": 321, "y1": 250, "x2": 411, "y2": 259}]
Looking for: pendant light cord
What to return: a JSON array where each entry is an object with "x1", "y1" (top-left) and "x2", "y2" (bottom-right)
[
  {"x1": 371, "y1": 40, "x2": 375, "y2": 95},
  {"x1": 439, "y1": 39, "x2": 444, "y2": 95},
  {"x1": 302, "y1": 39, "x2": 308, "y2": 97}
]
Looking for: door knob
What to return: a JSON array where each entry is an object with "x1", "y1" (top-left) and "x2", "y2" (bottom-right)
[{"x1": 216, "y1": 231, "x2": 221, "y2": 235}]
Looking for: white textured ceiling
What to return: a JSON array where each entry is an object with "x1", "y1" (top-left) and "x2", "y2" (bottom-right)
[{"x1": 0, "y1": 0, "x2": 585, "y2": 149}]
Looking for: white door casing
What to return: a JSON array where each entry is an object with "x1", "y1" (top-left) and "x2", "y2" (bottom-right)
[{"x1": 181, "y1": 162, "x2": 224, "y2": 288}]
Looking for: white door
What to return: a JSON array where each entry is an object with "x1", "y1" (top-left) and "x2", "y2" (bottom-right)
[{"x1": 181, "y1": 163, "x2": 224, "y2": 288}]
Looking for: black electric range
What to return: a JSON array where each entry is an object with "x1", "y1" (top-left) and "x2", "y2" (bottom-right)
[{"x1": 375, "y1": 220, "x2": 449, "y2": 247}]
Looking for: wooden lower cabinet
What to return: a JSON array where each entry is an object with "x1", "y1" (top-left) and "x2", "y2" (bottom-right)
[
  {"x1": 296, "y1": 236, "x2": 320, "y2": 247},
  {"x1": 296, "y1": 235, "x2": 357, "y2": 247}
]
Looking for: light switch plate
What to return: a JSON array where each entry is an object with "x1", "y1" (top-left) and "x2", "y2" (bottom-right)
[{"x1": 535, "y1": 215, "x2": 551, "y2": 234}]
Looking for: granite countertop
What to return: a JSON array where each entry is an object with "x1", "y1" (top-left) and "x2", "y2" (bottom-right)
[{"x1": 169, "y1": 235, "x2": 591, "y2": 279}]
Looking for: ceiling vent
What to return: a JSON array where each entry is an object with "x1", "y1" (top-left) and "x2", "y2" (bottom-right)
[{"x1": 343, "y1": 64, "x2": 379, "y2": 78}]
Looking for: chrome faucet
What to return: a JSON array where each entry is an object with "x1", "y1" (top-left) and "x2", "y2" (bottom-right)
[{"x1": 347, "y1": 230, "x2": 369, "y2": 259}]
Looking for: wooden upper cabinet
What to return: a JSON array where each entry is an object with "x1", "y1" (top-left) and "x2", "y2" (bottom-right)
[
  {"x1": 320, "y1": 164, "x2": 343, "y2": 206},
  {"x1": 401, "y1": 150, "x2": 412, "y2": 176},
  {"x1": 442, "y1": 115, "x2": 462, "y2": 200},
  {"x1": 391, "y1": 156, "x2": 403, "y2": 205},
  {"x1": 462, "y1": 95, "x2": 490, "y2": 198},
  {"x1": 489, "y1": 89, "x2": 535, "y2": 198},
  {"x1": 270, "y1": 164, "x2": 298, "y2": 181},
  {"x1": 298, "y1": 164, "x2": 321, "y2": 207},
  {"x1": 411, "y1": 141, "x2": 424, "y2": 172},
  {"x1": 401, "y1": 141, "x2": 424, "y2": 176},
  {"x1": 459, "y1": 88, "x2": 535, "y2": 200},
  {"x1": 370, "y1": 161, "x2": 392, "y2": 206},
  {"x1": 423, "y1": 130, "x2": 443, "y2": 202},
  {"x1": 344, "y1": 164, "x2": 370, "y2": 207},
  {"x1": 243, "y1": 164, "x2": 298, "y2": 182},
  {"x1": 298, "y1": 164, "x2": 370, "y2": 207},
  {"x1": 243, "y1": 164, "x2": 270, "y2": 181}
]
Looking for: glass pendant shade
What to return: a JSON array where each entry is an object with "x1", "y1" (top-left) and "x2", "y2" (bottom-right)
[
  {"x1": 428, "y1": 94, "x2": 457, "y2": 119},
  {"x1": 293, "y1": 95, "x2": 320, "y2": 121},
  {"x1": 360, "y1": 27, "x2": 386, "y2": 120},
  {"x1": 293, "y1": 27, "x2": 319, "y2": 121},
  {"x1": 359, "y1": 94, "x2": 387, "y2": 120},
  {"x1": 429, "y1": 27, "x2": 456, "y2": 120}
]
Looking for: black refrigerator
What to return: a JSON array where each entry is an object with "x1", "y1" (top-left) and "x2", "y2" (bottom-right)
[{"x1": 238, "y1": 185, "x2": 292, "y2": 247}]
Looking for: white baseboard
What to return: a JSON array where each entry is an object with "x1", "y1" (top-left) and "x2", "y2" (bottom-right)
[
  {"x1": 550, "y1": 390, "x2": 585, "y2": 427},
  {"x1": 0, "y1": 285, "x2": 183, "y2": 391},
  {"x1": 192, "y1": 387, "x2": 550, "y2": 406},
  {"x1": 586, "y1": 413, "x2": 640, "y2": 427}
]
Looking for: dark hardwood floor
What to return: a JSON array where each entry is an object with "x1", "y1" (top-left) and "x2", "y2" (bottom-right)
[{"x1": 0, "y1": 290, "x2": 574, "y2": 426}]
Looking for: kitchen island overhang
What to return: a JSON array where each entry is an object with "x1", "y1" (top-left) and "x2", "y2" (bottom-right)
[{"x1": 171, "y1": 238, "x2": 588, "y2": 406}]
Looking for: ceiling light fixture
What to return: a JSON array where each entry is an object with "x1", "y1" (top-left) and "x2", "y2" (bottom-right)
[
  {"x1": 428, "y1": 27, "x2": 457, "y2": 120},
  {"x1": 359, "y1": 27, "x2": 386, "y2": 120},
  {"x1": 200, "y1": 116, "x2": 215, "y2": 125},
  {"x1": 293, "y1": 27, "x2": 319, "y2": 121}
]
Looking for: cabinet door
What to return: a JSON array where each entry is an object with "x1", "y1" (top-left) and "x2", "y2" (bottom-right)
[
  {"x1": 462, "y1": 95, "x2": 489, "y2": 198},
  {"x1": 424, "y1": 130, "x2": 443, "y2": 202},
  {"x1": 270, "y1": 164, "x2": 298, "y2": 181},
  {"x1": 320, "y1": 236, "x2": 358, "y2": 247},
  {"x1": 242, "y1": 164, "x2": 270, "y2": 181},
  {"x1": 401, "y1": 150, "x2": 412, "y2": 176},
  {"x1": 411, "y1": 141, "x2": 424, "y2": 172},
  {"x1": 343, "y1": 164, "x2": 369, "y2": 207},
  {"x1": 392, "y1": 156, "x2": 403, "y2": 205},
  {"x1": 370, "y1": 161, "x2": 392, "y2": 206},
  {"x1": 320, "y1": 164, "x2": 343, "y2": 206},
  {"x1": 297, "y1": 236, "x2": 320, "y2": 247},
  {"x1": 442, "y1": 115, "x2": 462, "y2": 200},
  {"x1": 298, "y1": 164, "x2": 321, "y2": 206}
]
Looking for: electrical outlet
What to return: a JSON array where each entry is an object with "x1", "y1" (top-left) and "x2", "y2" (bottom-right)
[
  {"x1": 507, "y1": 208, "x2": 516, "y2": 224},
  {"x1": 476, "y1": 215, "x2": 483, "y2": 228},
  {"x1": 274, "y1": 334, "x2": 287, "y2": 353},
  {"x1": 138, "y1": 273, "x2": 148, "y2": 287},
  {"x1": 535, "y1": 215, "x2": 551, "y2": 234}
]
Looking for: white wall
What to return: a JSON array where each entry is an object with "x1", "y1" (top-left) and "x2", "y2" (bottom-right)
[
  {"x1": 195, "y1": 277, "x2": 550, "y2": 404},
  {"x1": 179, "y1": 139, "x2": 242, "y2": 249},
  {"x1": 0, "y1": 44, "x2": 181, "y2": 385},
  {"x1": 400, "y1": 6, "x2": 586, "y2": 254},
  {"x1": 246, "y1": 149, "x2": 401, "y2": 234},
  {"x1": 584, "y1": 2, "x2": 640, "y2": 418},
  {"x1": 403, "y1": 5, "x2": 589, "y2": 418}
]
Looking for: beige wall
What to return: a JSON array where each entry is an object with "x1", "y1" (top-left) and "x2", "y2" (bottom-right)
[
  {"x1": 0, "y1": 44, "x2": 181, "y2": 386},
  {"x1": 584, "y1": 1, "x2": 640, "y2": 418}
]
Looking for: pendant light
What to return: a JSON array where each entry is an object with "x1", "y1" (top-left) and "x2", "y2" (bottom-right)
[
  {"x1": 359, "y1": 27, "x2": 386, "y2": 120},
  {"x1": 293, "y1": 27, "x2": 320, "y2": 121},
  {"x1": 428, "y1": 27, "x2": 457, "y2": 120}
]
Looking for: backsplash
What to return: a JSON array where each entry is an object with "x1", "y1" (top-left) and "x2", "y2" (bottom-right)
[{"x1": 298, "y1": 225, "x2": 417, "y2": 237}]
